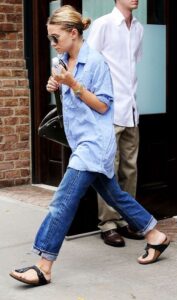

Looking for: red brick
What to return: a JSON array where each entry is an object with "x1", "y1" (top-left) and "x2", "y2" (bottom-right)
[
  {"x1": 15, "y1": 160, "x2": 30, "y2": 168},
  {"x1": 17, "y1": 79, "x2": 29, "y2": 87},
  {"x1": 5, "y1": 32, "x2": 17, "y2": 40},
  {"x1": 0, "y1": 161, "x2": 14, "y2": 170},
  {"x1": 0, "y1": 172, "x2": 5, "y2": 180},
  {"x1": 19, "y1": 117, "x2": 29, "y2": 124},
  {"x1": 17, "y1": 40, "x2": 23, "y2": 49},
  {"x1": 15, "y1": 125, "x2": 29, "y2": 133},
  {"x1": 20, "y1": 169, "x2": 30, "y2": 177},
  {"x1": 0, "y1": 89, "x2": 13, "y2": 97},
  {"x1": 20, "y1": 133, "x2": 29, "y2": 141},
  {"x1": 0, "y1": 40, "x2": 17, "y2": 49},
  {"x1": 0, "y1": 23, "x2": 17, "y2": 32},
  {"x1": 4, "y1": 117, "x2": 19, "y2": 125},
  {"x1": 19, "y1": 151, "x2": 30, "y2": 160},
  {"x1": 15, "y1": 107, "x2": 29, "y2": 116},
  {"x1": 0, "y1": 14, "x2": 5, "y2": 22},
  {"x1": 6, "y1": 13, "x2": 22, "y2": 23},
  {"x1": 0, "y1": 153, "x2": 4, "y2": 161},
  {"x1": 0, "y1": 69, "x2": 11, "y2": 77},
  {"x1": 15, "y1": 141, "x2": 29, "y2": 150},
  {"x1": 0, "y1": 142, "x2": 16, "y2": 151},
  {"x1": 14, "y1": 88, "x2": 29, "y2": 97},
  {"x1": 0, "y1": 59, "x2": 25, "y2": 68},
  {"x1": 0, "y1": 107, "x2": 13, "y2": 116},
  {"x1": 0, "y1": 126, "x2": 15, "y2": 135},
  {"x1": 16, "y1": 23, "x2": 22, "y2": 31},
  {"x1": 14, "y1": 178, "x2": 30, "y2": 185},
  {"x1": 11, "y1": 69, "x2": 27, "y2": 77},
  {"x1": 4, "y1": 98, "x2": 18, "y2": 106},
  {"x1": 19, "y1": 98, "x2": 29, "y2": 106},
  {"x1": 5, "y1": 169, "x2": 20, "y2": 179},
  {"x1": 15, "y1": 5, "x2": 22, "y2": 13},
  {"x1": 0, "y1": 49, "x2": 9, "y2": 58},
  {"x1": 0, "y1": 5, "x2": 14, "y2": 13},
  {"x1": 9, "y1": 49, "x2": 23, "y2": 59},
  {"x1": 0, "y1": 180, "x2": 15, "y2": 187},
  {"x1": 4, "y1": 0, "x2": 22, "y2": 4},
  {"x1": 4, "y1": 134, "x2": 18, "y2": 143},
  {"x1": 5, "y1": 151, "x2": 20, "y2": 160},
  {"x1": 0, "y1": 0, "x2": 31, "y2": 188},
  {"x1": 1, "y1": 79, "x2": 17, "y2": 87}
]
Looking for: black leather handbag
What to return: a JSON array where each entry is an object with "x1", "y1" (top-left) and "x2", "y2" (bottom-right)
[
  {"x1": 38, "y1": 58, "x2": 69, "y2": 147},
  {"x1": 38, "y1": 89, "x2": 69, "y2": 147}
]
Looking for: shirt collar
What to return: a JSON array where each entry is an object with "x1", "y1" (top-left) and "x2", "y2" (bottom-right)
[
  {"x1": 59, "y1": 41, "x2": 89, "y2": 66},
  {"x1": 111, "y1": 6, "x2": 137, "y2": 26},
  {"x1": 76, "y1": 41, "x2": 89, "y2": 64}
]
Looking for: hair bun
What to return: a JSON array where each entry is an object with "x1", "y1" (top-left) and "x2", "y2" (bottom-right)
[{"x1": 82, "y1": 17, "x2": 91, "y2": 30}]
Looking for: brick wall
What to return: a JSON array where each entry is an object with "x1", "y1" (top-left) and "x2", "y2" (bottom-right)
[{"x1": 0, "y1": 0, "x2": 31, "y2": 187}]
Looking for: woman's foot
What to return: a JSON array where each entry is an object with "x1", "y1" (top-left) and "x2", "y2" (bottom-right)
[
  {"x1": 138, "y1": 230, "x2": 170, "y2": 264},
  {"x1": 10, "y1": 265, "x2": 51, "y2": 286}
]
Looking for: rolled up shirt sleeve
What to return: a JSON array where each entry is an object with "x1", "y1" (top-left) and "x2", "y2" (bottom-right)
[{"x1": 90, "y1": 58, "x2": 114, "y2": 108}]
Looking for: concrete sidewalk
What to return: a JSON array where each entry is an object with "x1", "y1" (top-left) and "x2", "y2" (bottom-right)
[{"x1": 0, "y1": 195, "x2": 177, "y2": 300}]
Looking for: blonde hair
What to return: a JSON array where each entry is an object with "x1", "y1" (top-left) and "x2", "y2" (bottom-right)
[{"x1": 47, "y1": 5, "x2": 91, "y2": 35}]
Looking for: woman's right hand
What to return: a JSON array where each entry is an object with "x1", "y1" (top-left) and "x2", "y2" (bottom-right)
[{"x1": 46, "y1": 76, "x2": 60, "y2": 93}]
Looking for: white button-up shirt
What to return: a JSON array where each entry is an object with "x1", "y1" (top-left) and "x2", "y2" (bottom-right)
[{"x1": 87, "y1": 7, "x2": 143, "y2": 127}]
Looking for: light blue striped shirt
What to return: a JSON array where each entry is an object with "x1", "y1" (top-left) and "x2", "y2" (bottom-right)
[{"x1": 60, "y1": 42, "x2": 116, "y2": 178}]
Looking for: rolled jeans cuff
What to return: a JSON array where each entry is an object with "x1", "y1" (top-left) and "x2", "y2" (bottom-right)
[
  {"x1": 138, "y1": 217, "x2": 157, "y2": 236},
  {"x1": 32, "y1": 245, "x2": 57, "y2": 261}
]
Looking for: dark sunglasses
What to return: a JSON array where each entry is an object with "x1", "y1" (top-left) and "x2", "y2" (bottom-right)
[{"x1": 47, "y1": 34, "x2": 59, "y2": 44}]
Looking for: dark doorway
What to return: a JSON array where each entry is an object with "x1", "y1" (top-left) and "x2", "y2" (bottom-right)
[{"x1": 25, "y1": 0, "x2": 177, "y2": 219}]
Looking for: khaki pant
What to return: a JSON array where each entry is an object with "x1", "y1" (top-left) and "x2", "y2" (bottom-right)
[{"x1": 98, "y1": 126, "x2": 139, "y2": 232}]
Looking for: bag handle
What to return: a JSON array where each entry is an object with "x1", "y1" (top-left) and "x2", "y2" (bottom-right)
[
  {"x1": 53, "y1": 58, "x2": 67, "y2": 116},
  {"x1": 54, "y1": 89, "x2": 62, "y2": 116}
]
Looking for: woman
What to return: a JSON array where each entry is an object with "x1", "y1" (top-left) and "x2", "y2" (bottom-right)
[{"x1": 10, "y1": 5, "x2": 170, "y2": 286}]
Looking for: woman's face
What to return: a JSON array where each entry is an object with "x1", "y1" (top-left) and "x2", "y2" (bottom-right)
[{"x1": 47, "y1": 24, "x2": 75, "y2": 54}]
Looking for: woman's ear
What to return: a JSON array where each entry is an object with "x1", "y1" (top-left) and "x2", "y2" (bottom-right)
[{"x1": 70, "y1": 28, "x2": 78, "y2": 40}]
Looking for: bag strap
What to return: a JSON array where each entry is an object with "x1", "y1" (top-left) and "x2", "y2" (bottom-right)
[
  {"x1": 54, "y1": 89, "x2": 62, "y2": 116},
  {"x1": 53, "y1": 58, "x2": 68, "y2": 116}
]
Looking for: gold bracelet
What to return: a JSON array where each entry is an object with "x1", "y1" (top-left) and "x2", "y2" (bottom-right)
[{"x1": 72, "y1": 83, "x2": 84, "y2": 97}]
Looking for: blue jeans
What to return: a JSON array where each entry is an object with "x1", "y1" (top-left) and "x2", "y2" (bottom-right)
[{"x1": 33, "y1": 168, "x2": 157, "y2": 261}]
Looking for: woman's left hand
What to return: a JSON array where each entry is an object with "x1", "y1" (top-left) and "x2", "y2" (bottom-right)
[{"x1": 52, "y1": 66, "x2": 76, "y2": 88}]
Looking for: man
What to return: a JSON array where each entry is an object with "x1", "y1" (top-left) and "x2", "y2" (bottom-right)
[{"x1": 87, "y1": 0, "x2": 144, "y2": 247}]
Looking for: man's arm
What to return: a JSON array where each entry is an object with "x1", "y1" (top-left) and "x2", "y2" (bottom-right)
[{"x1": 136, "y1": 24, "x2": 144, "y2": 63}]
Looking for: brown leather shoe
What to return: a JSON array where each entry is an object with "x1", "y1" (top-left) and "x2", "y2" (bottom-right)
[
  {"x1": 117, "y1": 225, "x2": 144, "y2": 240},
  {"x1": 101, "y1": 229, "x2": 125, "y2": 247}
]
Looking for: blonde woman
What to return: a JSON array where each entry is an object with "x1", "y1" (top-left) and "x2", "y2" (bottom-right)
[{"x1": 10, "y1": 5, "x2": 170, "y2": 286}]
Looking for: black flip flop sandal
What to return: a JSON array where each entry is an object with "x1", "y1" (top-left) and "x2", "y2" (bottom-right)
[
  {"x1": 9, "y1": 265, "x2": 50, "y2": 286},
  {"x1": 138, "y1": 236, "x2": 170, "y2": 264}
]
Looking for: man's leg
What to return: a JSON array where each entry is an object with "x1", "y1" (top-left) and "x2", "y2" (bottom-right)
[
  {"x1": 115, "y1": 126, "x2": 144, "y2": 238},
  {"x1": 98, "y1": 126, "x2": 142, "y2": 245},
  {"x1": 93, "y1": 174, "x2": 157, "y2": 236},
  {"x1": 117, "y1": 126, "x2": 139, "y2": 198},
  {"x1": 97, "y1": 126, "x2": 126, "y2": 246}
]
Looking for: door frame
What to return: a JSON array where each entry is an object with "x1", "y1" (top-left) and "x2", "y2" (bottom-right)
[{"x1": 24, "y1": 0, "x2": 177, "y2": 215}]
